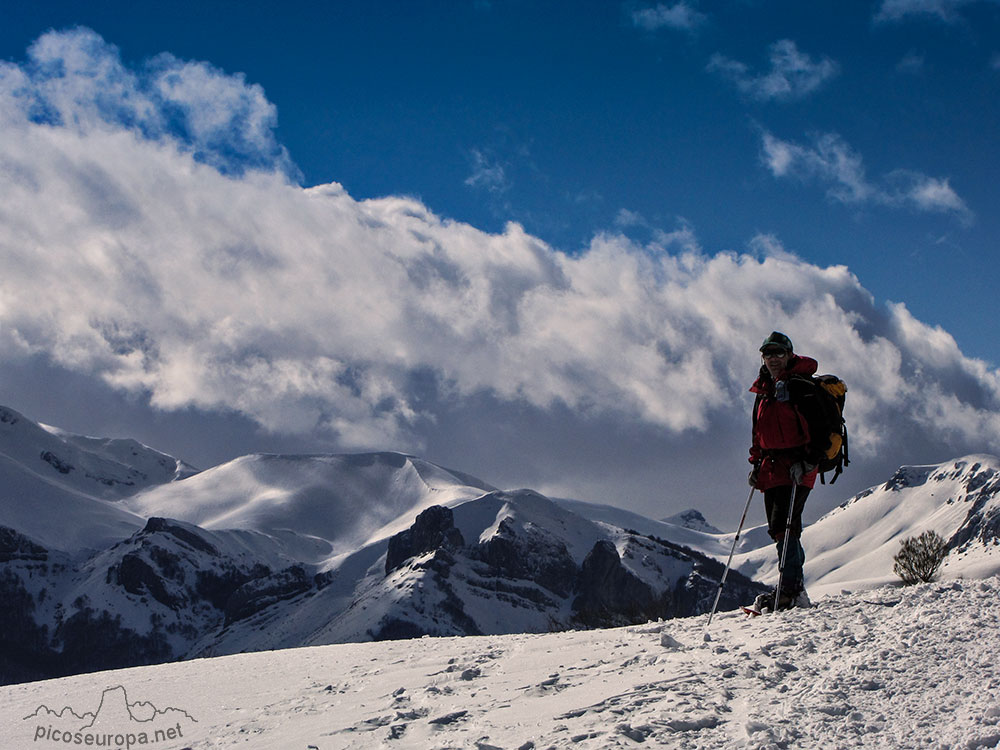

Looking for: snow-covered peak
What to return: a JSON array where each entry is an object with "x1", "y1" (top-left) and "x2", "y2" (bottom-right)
[
  {"x1": 39, "y1": 425, "x2": 198, "y2": 482},
  {"x1": 662, "y1": 508, "x2": 722, "y2": 534},
  {"x1": 0, "y1": 404, "x2": 194, "y2": 501},
  {"x1": 127, "y1": 451, "x2": 496, "y2": 560},
  {"x1": 0, "y1": 405, "x2": 194, "y2": 553},
  {"x1": 460, "y1": 489, "x2": 606, "y2": 563}
]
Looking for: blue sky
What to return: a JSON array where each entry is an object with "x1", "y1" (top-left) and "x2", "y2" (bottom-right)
[
  {"x1": 1, "y1": 1, "x2": 999, "y2": 527},
  {"x1": 4, "y1": 1, "x2": 995, "y2": 354}
]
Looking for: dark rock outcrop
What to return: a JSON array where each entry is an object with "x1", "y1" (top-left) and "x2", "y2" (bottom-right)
[
  {"x1": 110, "y1": 552, "x2": 185, "y2": 609},
  {"x1": 477, "y1": 518, "x2": 578, "y2": 598},
  {"x1": 385, "y1": 505, "x2": 465, "y2": 573},
  {"x1": 142, "y1": 517, "x2": 219, "y2": 556},
  {"x1": 40, "y1": 450, "x2": 74, "y2": 475},
  {"x1": 0, "y1": 527, "x2": 48, "y2": 563},
  {"x1": 572, "y1": 540, "x2": 657, "y2": 627},
  {"x1": 224, "y1": 565, "x2": 313, "y2": 625}
]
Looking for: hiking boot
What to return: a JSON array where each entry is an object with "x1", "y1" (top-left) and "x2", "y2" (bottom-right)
[
  {"x1": 775, "y1": 587, "x2": 811, "y2": 611},
  {"x1": 774, "y1": 590, "x2": 795, "y2": 611},
  {"x1": 747, "y1": 587, "x2": 810, "y2": 615},
  {"x1": 791, "y1": 589, "x2": 812, "y2": 609}
]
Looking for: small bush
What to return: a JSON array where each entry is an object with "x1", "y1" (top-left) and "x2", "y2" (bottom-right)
[{"x1": 893, "y1": 530, "x2": 947, "y2": 585}]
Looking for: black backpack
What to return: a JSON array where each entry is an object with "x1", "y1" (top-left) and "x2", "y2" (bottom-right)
[{"x1": 810, "y1": 374, "x2": 849, "y2": 484}]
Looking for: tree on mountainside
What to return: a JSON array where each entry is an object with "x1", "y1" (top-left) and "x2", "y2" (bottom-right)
[{"x1": 893, "y1": 530, "x2": 947, "y2": 585}]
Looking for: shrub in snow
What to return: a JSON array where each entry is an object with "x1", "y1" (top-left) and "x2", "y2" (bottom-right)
[{"x1": 893, "y1": 530, "x2": 947, "y2": 585}]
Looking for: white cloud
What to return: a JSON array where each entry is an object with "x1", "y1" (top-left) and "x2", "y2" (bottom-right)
[
  {"x1": 891, "y1": 172, "x2": 968, "y2": 214},
  {"x1": 631, "y1": 2, "x2": 706, "y2": 32},
  {"x1": 0, "y1": 27, "x2": 292, "y2": 178},
  {"x1": 465, "y1": 148, "x2": 510, "y2": 193},
  {"x1": 874, "y1": 0, "x2": 985, "y2": 23},
  {"x1": 708, "y1": 40, "x2": 839, "y2": 102},
  {"x1": 760, "y1": 131, "x2": 873, "y2": 203},
  {"x1": 3, "y1": 29, "x2": 1000, "y2": 521},
  {"x1": 760, "y1": 131, "x2": 972, "y2": 219},
  {"x1": 614, "y1": 208, "x2": 646, "y2": 228},
  {"x1": 748, "y1": 233, "x2": 800, "y2": 263}
]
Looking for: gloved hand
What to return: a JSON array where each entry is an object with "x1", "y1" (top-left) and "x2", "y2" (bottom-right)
[
  {"x1": 789, "y1": 461, "x2": 816, "y2": 485},
  {"x1": 748, "y1": 465, "x2": 760, "y2": 488}
]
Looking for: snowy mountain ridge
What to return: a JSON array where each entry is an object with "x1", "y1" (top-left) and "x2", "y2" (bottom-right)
[
  {"x1": 0, "y1": 405, "x2": 763, "y2": 686},
  {"x1": 729, "y1": 454, "x2": 1000, "y2": 598},
  {"x1": 0, "y1": 405, "x2": 195, "y2": 501},
  {"x1": 124, "y1": 450, "x2": 496, "y2": 560},
  {"x1": 0, "y1": 405, "x2": 197, "y2": 553},
  {"x1": 3, "y1": 402, "x2": 1000, "y2": 689}
]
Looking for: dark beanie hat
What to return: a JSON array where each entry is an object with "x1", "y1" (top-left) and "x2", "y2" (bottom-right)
[{"x1": 760, "y1": 331, "x2": 793, "y2": 353}]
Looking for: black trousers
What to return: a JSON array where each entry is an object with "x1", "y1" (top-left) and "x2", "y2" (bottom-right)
[
  {"x1": 763, "y1": 484, "x2": 810, "y2": 592},
  {"x1": 763, "y1": 484, "x2": 811, "y2": 540}
]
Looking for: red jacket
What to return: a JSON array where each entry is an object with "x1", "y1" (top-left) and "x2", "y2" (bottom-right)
[{"x1": 749, "y1": 355, "x2": 826, "y2": 490}]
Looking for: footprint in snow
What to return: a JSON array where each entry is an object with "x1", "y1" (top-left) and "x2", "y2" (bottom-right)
[
  {"x1": 522, "y1": 673, "x2": 567, "y2": 696},
  {"x1": 428, "y1": 709, "x2": 468, "y2": 726},
  {"x1": 617, "y1": 723, "x2": 654, "y2": 742}
]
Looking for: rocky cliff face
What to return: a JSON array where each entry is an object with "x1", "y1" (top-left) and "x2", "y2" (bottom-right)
[
  {"x1": 935, "y1": 460, "x2": 1000, "y2": 552},
  {"x1": 367, "y1": 497, "x2": 765, "y2": 639},
  {"x1": 0, "y1": 517, "x2": 289, "y2": 684}
]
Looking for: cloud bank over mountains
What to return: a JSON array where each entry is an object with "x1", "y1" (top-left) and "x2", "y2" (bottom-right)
[{"x1": 2, "y1": 28, "x2": 999, "y2": 518}]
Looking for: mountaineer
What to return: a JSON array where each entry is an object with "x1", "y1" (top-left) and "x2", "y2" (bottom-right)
[{"x1": 747, "y1": 331, "x2": 831, "y2": 611}]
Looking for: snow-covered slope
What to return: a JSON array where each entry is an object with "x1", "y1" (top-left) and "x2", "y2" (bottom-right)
[
  {"x1": 5, "y1": 401, "x2": 1000, "y2": 692},
  {"x1": 735, "y1": 454, "x2": 1000, "y2": 598},
  {"x1": 554, "y1": 496, "x2": 736, "y2": 557},
  {"x1": 662, "y1": 507, "x2": 723, "y2": 534},
  {"x1": 125, "y1": 451, "x2": 496, "y2": 559},
  {"x1": 0, "y1": 405, "x2": 194, "y2": 553},
  {"x1": 5, "y1": 577, "x2": 998, "y2": 750},
  {"x1": 0, "y1": 405, "x2": 763, "y2": 685},
  {"x1": 184, "y1": 488, "x2": 762, "y2": 658}
]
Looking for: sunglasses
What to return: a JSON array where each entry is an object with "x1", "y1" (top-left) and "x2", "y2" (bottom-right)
[{"x1": 762, "y1": 349, "x2": 789, "y2": 357}]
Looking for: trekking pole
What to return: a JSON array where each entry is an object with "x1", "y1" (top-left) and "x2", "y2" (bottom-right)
[
  {"x1": 705, "y1": 486, "x2": 755, "y2": 628},
  {"x1": 774, "y1": 487, "x2": 799, "y2": 610}
]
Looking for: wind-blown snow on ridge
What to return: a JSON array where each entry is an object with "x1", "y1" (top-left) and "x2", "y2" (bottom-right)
[
  {"x1": 4, "y1": 578, "x2": 999, "y2": 749},
  {"x1": 125, "y1": 451, "x2": 497, "y2": 560}
]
